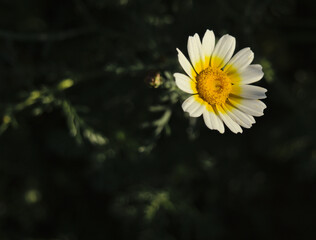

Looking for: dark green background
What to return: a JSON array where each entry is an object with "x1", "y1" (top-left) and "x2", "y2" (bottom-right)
[{"x1": 0, "y1": 0, "x2": 316, "y2": 239}]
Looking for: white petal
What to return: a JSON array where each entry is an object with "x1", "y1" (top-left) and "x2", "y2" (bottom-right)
[
  {"x1": 190, "y1": 103, "x2": 205, "y2": 117},
  {"x1": 228, "y1": 97, "x2": 266, "y2": 117},
  {"x1": 222, "y1": 104, "x2": 252, "y2": 129},
  {"x1": 230, "y1": 64, "x2": 264, "y2": 85},
  {"x1": 182, "y1": 96, "x2": 204, "y2": 117},
  {"x1": 182, "y1": 95, "x2": 195, "y2": 111},
  {"x1": 203, "y1": 106, "x2": 225, "y2": 133},
  {"x1": 231, "y1": 85, "x2": 267, "y2": 99},
  {"x1": 211, "y1": 34, "x2": 236, "y2": 69},
  {"x1": 246, "y1": 115, "x2": 256, "y2": 123},
  {"x1": 187, "y1": 34, "x2": 204, "y2": 74},
  {"x1": 174, "y1": 73, "x2": 196, "y2": 94},
  {"x1": 216, "y1": 105, "x2": 243, "y2": 134},
  {"x1": 202, "y1": 30, "x2": 215, "y2": 67},
  {"x1": 224, "y1": 48, "x2": 254, "y2": 74},
  {"x1": 176, "y1": 48, "x2": 196, "y2": 79},
  {"x1": 240, "y1": 64, "x2": 264, "y2": 84}
]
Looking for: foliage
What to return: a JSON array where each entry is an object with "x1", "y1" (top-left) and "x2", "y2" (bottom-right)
[{"x1": 0, "y1": 0, "x2": 315, "y2": 239}]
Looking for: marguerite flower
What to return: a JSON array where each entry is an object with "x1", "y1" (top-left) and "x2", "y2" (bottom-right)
[{"x1": 174, "y1": 30, "x2": 267, "y2": 134}]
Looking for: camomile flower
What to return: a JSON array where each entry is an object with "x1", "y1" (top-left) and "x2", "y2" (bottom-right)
[{"x1": 174, "y1": 30, "x2": 267, "y2": 134}]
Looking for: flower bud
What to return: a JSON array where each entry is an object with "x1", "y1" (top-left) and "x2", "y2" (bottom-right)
[{"x1": 145, "y1": 71, "x2": 162, "y2": 88}]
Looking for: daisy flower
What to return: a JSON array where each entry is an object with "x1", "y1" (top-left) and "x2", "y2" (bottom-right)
[{"x1": 174, "y1": 30, "x2": 267, "y2": 134}]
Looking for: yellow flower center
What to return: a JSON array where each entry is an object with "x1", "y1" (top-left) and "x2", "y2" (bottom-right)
[{"x1": 196, "y1": 67, "x2": 232, "y2": 105}]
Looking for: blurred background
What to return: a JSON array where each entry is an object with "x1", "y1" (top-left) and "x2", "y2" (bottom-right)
[{"x1": 0, "y1": 0, "x2": 316, "y2": 239}]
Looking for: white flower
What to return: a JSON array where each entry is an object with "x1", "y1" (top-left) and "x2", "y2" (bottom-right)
[{"x1": 174, "y1": 30, "x2": 267, "y2": 134}]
